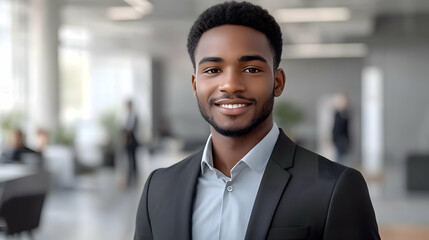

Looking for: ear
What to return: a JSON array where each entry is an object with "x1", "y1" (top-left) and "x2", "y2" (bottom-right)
[
  {"x1": 192, "y1": 73, "x2": 197, "y2": 98},
  {"x1": 274, "y1": 68, "x2": 286, "y2": 97}
]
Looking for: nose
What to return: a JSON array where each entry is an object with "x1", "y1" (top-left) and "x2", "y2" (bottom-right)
[{"x1": 219, "y1": 69, "x2": 246, "y2": 94}]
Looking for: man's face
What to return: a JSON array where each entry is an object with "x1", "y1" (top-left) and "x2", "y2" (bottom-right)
[{"x1": 192, "y1": 25, "x2": 285, "y2": 137}]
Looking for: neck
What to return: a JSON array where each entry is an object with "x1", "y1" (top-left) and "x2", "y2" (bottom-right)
[{"x1": 210, "y1": 117, "x2": 273, "y2": 177}]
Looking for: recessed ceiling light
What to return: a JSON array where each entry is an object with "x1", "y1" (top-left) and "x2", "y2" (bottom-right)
[
  {"x1": 275, "y1": 7, "x2": 351, "y2": 23},
  {"x1": 107, "y1": 0, "x2": 153, "y2": 21},
  {"x1": 123, "y1": 0, "x2": 153, "y2": 15},
  {"x1": 282, "y1": 43, "x2": 368, "y2": 59},
  {"x1": 106, "y1": 7, "x2": 143, "y2": 21}
]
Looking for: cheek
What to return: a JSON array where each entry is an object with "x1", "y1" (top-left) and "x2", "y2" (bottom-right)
[
  {"x1": 251, "y1": 81, "x2": 274, "y2": 99},
  {"x1": 196, "y1": 80, "x2": 216, "y2": 98}
]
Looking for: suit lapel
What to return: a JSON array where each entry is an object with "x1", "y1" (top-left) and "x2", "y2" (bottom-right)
[
  {"x1": 172, "y1": 150, "x2": 202, "y2": 240},
  {"x1": 245, "y1": 130, "x2": 296, "y2": 240}
]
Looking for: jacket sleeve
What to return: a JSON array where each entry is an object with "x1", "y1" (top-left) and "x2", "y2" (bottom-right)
[
  {"x1": 134, "y1": 170, "x2": 156, "y2": 240},
  {"x1": 323, "y1": 168, "x2": 380, "y2": 240}
]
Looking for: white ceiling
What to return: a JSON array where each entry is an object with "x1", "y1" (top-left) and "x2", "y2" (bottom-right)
[{"x1": 60, "y1": 0, "x2": 429, "y2": 56}]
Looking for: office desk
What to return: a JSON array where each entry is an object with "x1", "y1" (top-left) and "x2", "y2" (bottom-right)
[{"x1": 0, "y1": 164, "x2": 36, "y2": 183}]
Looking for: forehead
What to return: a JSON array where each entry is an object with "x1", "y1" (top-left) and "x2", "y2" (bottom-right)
[{"x1": 194, "y1": 25, "x2": 273, "y2": 65}]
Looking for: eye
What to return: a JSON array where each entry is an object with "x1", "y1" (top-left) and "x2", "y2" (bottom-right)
[
  {"x1": 244, "y1": 67, "x2": 262, "y2": 73},
  {"x1": 203, "y1": 68, "x2": 221, "y2": 74}
]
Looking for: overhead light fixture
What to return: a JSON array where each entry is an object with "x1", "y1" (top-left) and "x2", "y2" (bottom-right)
[
  {"x1": 107, "y1": 7, "x2": 143, "y2": 20},
  {"x1": 123, "y1": 0, "x2": 153, "y2": 15},
  {"x1": 107, "y1": 0, "x2": 153, "y2": 21},
  {"x1": 275, "y1": 7, "x2": 350, "y2": 23},
  {"x1": 282, "y1": 43, "x2": 368, "y2": 59}
]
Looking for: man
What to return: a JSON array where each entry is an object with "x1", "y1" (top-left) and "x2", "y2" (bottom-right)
[
  {"x1": 0, "y1": 129, "x2": 41, "y2": 164},
  {"x1": 135, "y1": 2, "x2": 380, "y2": 240},
  {"x1": 332, "y1": 93, "x2": 351, "y2": 164},
  {"x1": 123, "y1": 100, "x2": 139, "y2": 187}
]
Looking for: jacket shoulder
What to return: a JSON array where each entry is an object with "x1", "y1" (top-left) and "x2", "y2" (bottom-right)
[
  {"x1": 289, "y1": 145, "x2": 379, "y2": 239},
  {"x1": 150, "y1": 149, "x2": 202, "y2": 181},
  {"x1": 292, "y1": 144, "x2": 348, "y2": 180},
  {"x1": 145, "y1": 149, "x2": 203, "y2": 198}
]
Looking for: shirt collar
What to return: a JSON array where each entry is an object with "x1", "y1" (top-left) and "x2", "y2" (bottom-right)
[
  {"x1": 200, "y1": 122, "x2": 280, "y2": 175},
  {"x1": 200, "y1": 135, "x2": 215, "y2": 175}
]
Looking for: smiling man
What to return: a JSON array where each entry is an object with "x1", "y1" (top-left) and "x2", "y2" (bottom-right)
[{"x1": 134, "y1": 2, "x2": 380, "y2": 240}]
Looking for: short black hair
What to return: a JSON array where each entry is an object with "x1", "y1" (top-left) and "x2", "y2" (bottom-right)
[{"x1": 187, "y1": 1, "x2": 283, "y2": 71}]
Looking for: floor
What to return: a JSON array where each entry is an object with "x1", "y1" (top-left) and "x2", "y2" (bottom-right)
[
  {"x1": 2, "y1": 149, "x2": 428, "y2": 240},
  {"x1": 35, "y1": 149, "x2": 184, "y2": 240},
  {"x1": 369, "y1": 160, "x2": 429, "y2": 240},
  {"x1": 37, "y1": 170, "x2": 139, "y2": 240}
]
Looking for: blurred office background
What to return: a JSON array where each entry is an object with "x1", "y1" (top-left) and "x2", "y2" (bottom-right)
[{"x1": 0, "y1": 0, "x2": 429, "y2": 239}]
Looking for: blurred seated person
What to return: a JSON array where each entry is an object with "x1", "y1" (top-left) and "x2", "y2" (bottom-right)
[
  {"x1": 35, "y1": 128, "x2": 49, "y2": 153},
  {"x1": 0, "y1": 129, "x2": 41, "y2": 164}
]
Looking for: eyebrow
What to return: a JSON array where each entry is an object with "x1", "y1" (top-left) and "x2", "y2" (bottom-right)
[
  {"x1": 198, "y1": 57, "x2": 223, "y2": 66},
  {"x1": 197, "y1": 55, "x2": 268, "y2": 66},
  {"x1": 239, "y1": 55, "x2": 267, "y2": 63}
]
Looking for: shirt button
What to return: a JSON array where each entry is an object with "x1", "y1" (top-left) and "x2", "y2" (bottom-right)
[{"x1": 227, "y1": 185, "x2": 234, "y2": 192}]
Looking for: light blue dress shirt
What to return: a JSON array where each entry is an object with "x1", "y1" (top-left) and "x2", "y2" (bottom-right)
[{"x1": 192, "y1": 123, "x2": 280, "y2": 240}]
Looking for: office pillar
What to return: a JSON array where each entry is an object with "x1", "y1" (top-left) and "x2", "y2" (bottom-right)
[
  {"x1": 28, "y1": 0, "x2": 61, "y2": 135},
  {"x1": 11, "y1": 0, "x2": 29, "y2": 109},
  {"x1": 362, "y1": 66, "x2": 384, "y2": 176}
]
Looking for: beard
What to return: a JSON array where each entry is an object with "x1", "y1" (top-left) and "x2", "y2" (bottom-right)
[{"x1": 197, "y1": 91, "x2": 274, "y2": 138}]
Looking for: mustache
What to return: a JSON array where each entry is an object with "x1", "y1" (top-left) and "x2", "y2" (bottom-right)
[{"x1": 208, "y1": 93, "x2": 257, "y2": 105}]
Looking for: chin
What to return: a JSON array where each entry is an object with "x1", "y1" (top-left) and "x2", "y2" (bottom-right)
[{"x1": 211, "y1": 123, "x2": 256, "y2": 137}]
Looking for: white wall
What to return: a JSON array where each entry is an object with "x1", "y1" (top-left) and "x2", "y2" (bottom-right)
[{"x1": 368, "y1": 15, "x2": 429, "y2": 163}]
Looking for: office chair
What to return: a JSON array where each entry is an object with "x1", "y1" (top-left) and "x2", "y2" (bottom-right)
[{"x1": 0, "y1": 172, "x2": 50, "y2": 239}]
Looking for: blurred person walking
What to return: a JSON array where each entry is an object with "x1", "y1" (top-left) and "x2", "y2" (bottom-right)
[
  {"x1": 332, "y1": 93, "x2": 351, "y2": 164},
  {"x1": 122, "y1": 100, "x2": 139, "y2": 187}
]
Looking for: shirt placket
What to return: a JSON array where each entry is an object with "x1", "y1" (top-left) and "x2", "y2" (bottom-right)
[{"x1": 219, "y1": 178, "x2": 232, "y2": 240}]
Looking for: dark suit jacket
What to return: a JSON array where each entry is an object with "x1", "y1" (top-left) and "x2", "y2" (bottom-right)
[{"x1": 135, "y1": 130, "x2": 380, "y2": 240}]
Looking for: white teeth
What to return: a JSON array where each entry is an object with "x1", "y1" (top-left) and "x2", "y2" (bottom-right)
[{"x1": 220, "y1": 104, "x2": 247, "y2": 109}]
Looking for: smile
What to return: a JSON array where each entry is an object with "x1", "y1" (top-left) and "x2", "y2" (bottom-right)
[{"x1": 219, "y1": 104, "x2": 247, "y2": 109}]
